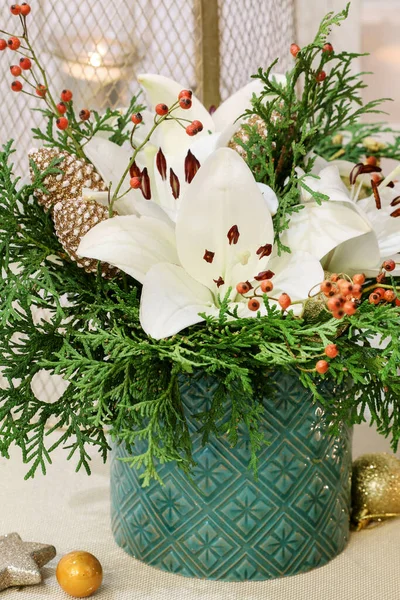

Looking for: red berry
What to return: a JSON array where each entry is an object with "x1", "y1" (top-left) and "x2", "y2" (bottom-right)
[
  {"x1": 396, "y1": 298, "x2": 400, "y2": 307},
  {"x1": 320, "y1": 280, "x2": 333, "y2": 294},
  {"x1": 248, "y1": 298, "x2": 260, "y2": 312},
  {"x1": 325, "y1": 344, "x2": 338, "y2": 359},
  {"x1": 57, "y1": 102, "x2": 67, "y2": 114},
  {"x1": 290, "y1": 43, "x2": 300, "y2": 57},
  {"x1": 384, "y1": 290, "x2": 396, "y2": 303},
  {"x1": 11, "y1": 80, "x2": 22, "y2": 92},
  {"x1": 337, "y1": 279, "x2": 353, "y2": 295},
  {"x1": 179, "y1": 97, "x2": 192, "y2": 109},
  {"x1": 19, "y1": 57, "x2": 32, "y2": 70},
  {"x1": 327, "y1": 297, "x2": 342, "y2": 312},
  {"x1": 131, "y1": 112, "x2": 142, "y2": 125},
  {"x1": 20, "y1": 2, "x2": 30, "y2": 15},
  {"x1": 36, "y1": 84, "x2": 47, "y2": 97},
  {"x1": 260, "y1": 280, "x2": 273, "y2": 293},
  {"x1": 365, "y1": 156, "x2": 377, "y2": 167},
  {"x1": 316, "y1": 70, "x2": 327, "y2": 83},
  {"x1": 178, "y1": 89, "x2": 192, "y2": 100},
  {"x1": 236, "y1": 282, "x2": 251, "y2": 295},
  {"x1": 278, "y1": 293, "x2": 291, "y2": 310},
  {"x1": 369, "y1": 293, "x2": 381, "y2": 305},
  {"x1": 322, "y1": 43, "x2": 333, "y2": 53},
  {"x1": 10, "y1": 65, "x2": 21, "y2": 77},
  {"x1": 351, "y1": 284, "x2": 363, "y2": 300},
  {"x1": 10, "y1": 5, "x2": 21, "y2": 15},
  {"x1": 79, "y1": 108, "x2": 91, "y2": 121},
  {"x1": 330, "y1": 273, "x2": 339, "y2": 282},
  {"x1": 155, "y1": 103, "x2": 168, "y2": 116},
  {"x1": 56, "y1": 117, "x2": 69, "y2": 130},
  {"x1": 130, "y1": 176, "x2": 141, "y2": 189},
  {"x1": 8, "y1": 37, "x2": 21, "y2": 51},
  {"x1": 343, "y1": 301, "x2": 357, "y2": 316},
  {"x1": 60, "y1": 89, "x2": 73, "y2": 102},
  {"x1": 0, "y1": 40, "x2": 7, "y2": 51},
  {"x1": 316, "y1": 360, "x2": 329, "y2": 374},
  {"x1": 332, "y1": 309, "x2": 345, "y2": 320},
  {"x1": 352, "y1": 273, "x2": 365, "y2": 285},
  {"x1": 192, "y1": 120, "x2": 203, "y2": 133},
  {"x1": 383, "y1": 259, "x2": 396, "y2": 272},
  {"x1": 186, "y1": 124, "x2": 197, "y2": 136},
  {"x1": 374, "y1": 287, "x2": 385, "y2": 299}
]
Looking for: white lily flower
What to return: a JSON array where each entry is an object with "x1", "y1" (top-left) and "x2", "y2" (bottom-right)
[
  {"x1": 139, "y1": 148, "x2": 324, "y2": 339},
  {"x1": 281, "y1": 165, "x2": 381, "y2": 274},
  {"x1": 307, "y1": 157, "x2": 400, "y2": 273}
]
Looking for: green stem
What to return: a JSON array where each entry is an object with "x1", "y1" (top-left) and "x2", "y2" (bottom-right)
[{"x1": 110, "y1": 101, "x2": 180, "y2": 212}]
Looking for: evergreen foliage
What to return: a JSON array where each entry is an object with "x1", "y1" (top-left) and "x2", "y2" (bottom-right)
[{"x1": 1, "y1": 4, "x2": 400, "y2": 485}]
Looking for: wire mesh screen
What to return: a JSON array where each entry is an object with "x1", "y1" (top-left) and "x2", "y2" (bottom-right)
[{"x1": 0, "y1": 0, "x2": 294, "y2": 406}]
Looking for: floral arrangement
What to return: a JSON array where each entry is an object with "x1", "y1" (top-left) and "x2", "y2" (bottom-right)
[{"x1": 0, "y1": 3, "x2": 399, "y2": 485}]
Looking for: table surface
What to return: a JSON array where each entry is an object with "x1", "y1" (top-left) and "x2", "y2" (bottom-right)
[{"x1": 1, "y1": 423, "x2": 399, "y2": 600}]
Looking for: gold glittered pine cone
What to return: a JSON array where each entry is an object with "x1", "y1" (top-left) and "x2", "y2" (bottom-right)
[
  {"x1": 228, "y1": 115, "x2": 268, "y2": 159},
  {"x1": 29, "y1": 148, "x2": 107, "y2": 212},
  {"x1": 53, "y1": 198, "x2": 118, "y2": 277}
]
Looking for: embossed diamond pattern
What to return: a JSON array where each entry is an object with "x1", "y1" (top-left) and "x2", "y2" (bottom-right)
[{"x1": 111, "y1": 371, "x2": 352, "y2": 581}]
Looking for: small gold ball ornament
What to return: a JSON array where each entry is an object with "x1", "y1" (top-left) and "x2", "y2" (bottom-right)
[
  {"x1": 53, "y1": 198, "x2": 119, "y2": 277},
  {"x1": 56, "y1": 551, "x2": 103, "y2": 598},
  {"x1": 351, "y1": 453, "x2": 400, "y2": 530},
  {"x1": 29, "y1": 148, "x2": 107, "y2": 212}
]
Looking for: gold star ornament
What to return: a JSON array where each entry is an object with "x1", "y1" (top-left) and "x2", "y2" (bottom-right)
[{"x1": 0, "y1": 532, "x2": 56, "y2": 591}]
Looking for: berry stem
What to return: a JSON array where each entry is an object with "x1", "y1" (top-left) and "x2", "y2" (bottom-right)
[{"x1": 109, "y1": 102, "x2": 180, "y2": 213}]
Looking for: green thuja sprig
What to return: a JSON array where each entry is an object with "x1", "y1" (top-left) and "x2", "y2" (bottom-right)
[{"x1": 236, "y1": 2, "x2": 388, "y2": 252}]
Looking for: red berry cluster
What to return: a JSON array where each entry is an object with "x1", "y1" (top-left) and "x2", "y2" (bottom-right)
[
  {"x1": 146, "y1": 90, "x2": 203, "y2": 137},
  {"x1": 235, "y1": 279, "x2": 292, "y2": 313},
  {"x1": 320, "y1": 274, "x2": 363, "y2": 319},
  {"x1": 10, "y1": 3, "x2": 31, "y2": 16}
]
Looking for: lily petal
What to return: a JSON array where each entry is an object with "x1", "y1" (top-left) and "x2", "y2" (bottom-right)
[
  {"x1": 282, "y1": 201, "x2": 374, "y2": 262},
  {"x1": 257, "y1": 182, "x2": 279, "y2": 215},
  {"x1": 84, "y1": 136, "x2": 132, "y2": 190},
  {"x1": 140, "y1": 263, "x2": 217, "y2": 339},
  {"x1": 212, "y1": 80, "x2": 264, "y2": 131},
  {"x1": 176, "y1": 148, "x2": 275, "y2": 293},
  {"x1": 268, "y1": 251, "x2": 324, "y2": 305},
  {"x1": 77, "y1": 215, "x2": 178, "y2": 283}
]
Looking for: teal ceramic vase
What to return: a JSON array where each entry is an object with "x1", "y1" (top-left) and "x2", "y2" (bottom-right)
[{"x1": 110, "y1": 370, "x2": 352, "y2": 581}]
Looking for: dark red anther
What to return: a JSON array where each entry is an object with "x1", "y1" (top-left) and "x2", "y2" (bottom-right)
[
  {"x1": 256, "y1": 244, "x2": 272, "y2": 259},
  {"x1": 130, "y1": 161, "x2": 141, "y2": 179},
  {"x1": 254, "y1": 270, "x2": 275, "y2": 281},
  {"x1": 213, "y1": 276, "x2": 224, "y2": 287},
  {"x1": 390, "y1": 207, "x2": 400, "y2": 218},
  {"x1": 156, "y1": 148, "x2": 167, "y2": 180},
  {"x1": 390, "y1": 196, "x2": 400, "y2": 207},
  {"x1": 185, "y1": 150, "x2": 200, "y2": 183},
  {"x1": 140, "y1": 167, "x2": 151, "y2": 200},
  {"x1": 349, "y1": 163, "x2": 382, "y2": 185},
  {"x1": 203, "y1": 250, "x2": 215, "y2": 263},
  {"x1": 170, "y1": 168, "x2": 180, "y2": 199},
  {"x1": 371, "y1": 178, "x2": 381, "y2": 210},
  {"x1": 227, "y1": 225, "x2": 240, "y2": 245}
]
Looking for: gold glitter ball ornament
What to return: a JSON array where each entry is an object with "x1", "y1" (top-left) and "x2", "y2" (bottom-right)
[
  {"x1": 351, "y1": 453, "x2": 400, "y2": 530},
  {"x1": 53, "y1": 198, "x2": 118, "y2": 277},
  {"x1": 0, "y1": 532, "x2": 56, "y2": 591},
  {"x1": 56, "y1": 551, "x2": 103, "y2": 598},
  {"x1": 29, "y1": 148, "x2": 107, "y2": 212}
]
